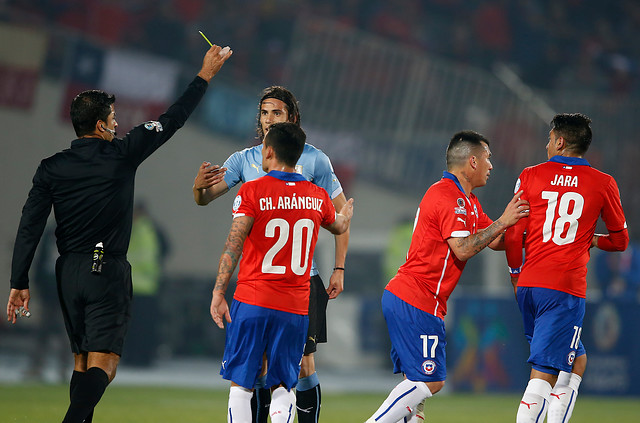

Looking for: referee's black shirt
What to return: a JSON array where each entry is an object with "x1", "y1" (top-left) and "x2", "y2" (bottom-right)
[{"x1": 10, "y1": 76, "x2": 209, "y2": 290}]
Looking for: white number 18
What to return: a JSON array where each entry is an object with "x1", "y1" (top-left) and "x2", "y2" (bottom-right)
[{"x1": 541, "y1": 191, "x2": 584, "y2": 245}]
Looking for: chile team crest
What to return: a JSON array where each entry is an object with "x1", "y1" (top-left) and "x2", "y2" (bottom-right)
[
  {"x1": 233, "y1": 195, "x2": 242, "y2": 212},
  {"x1": 567, "y1": 351, "x2": 576, "y2": 366},
  {"x1": 422, "y1": 360, "x2": 436, "y2": 375}
]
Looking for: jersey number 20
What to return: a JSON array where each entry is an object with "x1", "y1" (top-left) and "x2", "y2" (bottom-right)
[
  {"x1": 541, "y1": 191, "x2": 584, "y2": 245},
  {"x1": 262, "y1": 218, "x2": 314, "y2": 276}
]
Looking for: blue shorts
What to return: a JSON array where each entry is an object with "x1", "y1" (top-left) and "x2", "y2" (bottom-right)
[
  {"x1": 517, "y1": 287, "x2": 586, "y2": 375},
  {"x1": 382, "y1": 290, "x2": 447, "y2": 382},
  {"x1": 221, "y1": 300, "x2": 308, "y2": 390}
]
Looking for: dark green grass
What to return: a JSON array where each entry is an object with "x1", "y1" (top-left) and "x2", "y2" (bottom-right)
[{"x1": 1, "y1": 384, "x2": 638, "y2": 422}]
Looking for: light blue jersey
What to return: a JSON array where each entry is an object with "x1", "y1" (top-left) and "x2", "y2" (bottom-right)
[{"x1": 222, "y1": 143, "x2": 343, "y2": 276}]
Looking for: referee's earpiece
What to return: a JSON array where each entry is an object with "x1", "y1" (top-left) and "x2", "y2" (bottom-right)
[{"x1": 101, "y1": 124, "x2": 116, "y2": 136}]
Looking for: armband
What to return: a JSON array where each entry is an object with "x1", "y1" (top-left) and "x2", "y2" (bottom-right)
[{"x1": 333, "y1": 267, "x2": 345, "y2": 271}]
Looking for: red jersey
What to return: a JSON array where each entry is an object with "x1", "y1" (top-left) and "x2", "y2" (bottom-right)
[
  {"x1": 506, "y1": 156, "x2": 627, "y2": 298},
  {"x1": 231, "y1": 171, "x2": 336, "y2": 314},
  {"x1": 386, "y1": 173, "x2": 493, "y2": 319}
]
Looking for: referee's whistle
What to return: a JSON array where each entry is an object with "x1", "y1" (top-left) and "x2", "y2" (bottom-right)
[{"x1": 15, "y1": 306, "x2": 31, "y2": 318}]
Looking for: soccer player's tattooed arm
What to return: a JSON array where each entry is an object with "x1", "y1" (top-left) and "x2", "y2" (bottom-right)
[
  {"x1": 448, "y1": 219, "x2": 509, "y2": 261},
  {"x1": 210, "y1": 216, "x2": 253, "y2": 328},
  {"x1": 447, "y1": 191, "x2": 529, "y2": 261}
]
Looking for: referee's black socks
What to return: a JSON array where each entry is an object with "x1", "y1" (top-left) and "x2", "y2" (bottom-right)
[{"x1": 63, "y1": 367, "x2": 109, "y2": 423}]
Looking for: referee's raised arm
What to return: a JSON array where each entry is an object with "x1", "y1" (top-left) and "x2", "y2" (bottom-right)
[
  {"x1": 121, "y1": 44, "x2": 233, "y2": 167},
  {"x1": 7, "y1": 39, "x2": 232, "y2": 423}
]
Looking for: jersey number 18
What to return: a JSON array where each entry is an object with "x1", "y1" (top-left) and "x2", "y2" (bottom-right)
[{"x1": 541, "y1": 191, "x2": 584, "y2": 245}]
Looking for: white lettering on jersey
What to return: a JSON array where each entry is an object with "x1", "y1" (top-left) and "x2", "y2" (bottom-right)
[
  {"x1": 275, "y1": 196, "x2": 323, "y2": 211},
  {"x1": 551, "y1": 174, "x2": 578, "y2": 187},
  {"x1": 259, "y1": 197, "x2": 274, "y2": 211}
]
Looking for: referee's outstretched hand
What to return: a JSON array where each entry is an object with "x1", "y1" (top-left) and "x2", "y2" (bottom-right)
[
  {"x1": 6, "y1": 288, "x2": 30, "y2": 324},
  {"x1": 197, "y1": 44, "x2": 233, "y2": 83}
]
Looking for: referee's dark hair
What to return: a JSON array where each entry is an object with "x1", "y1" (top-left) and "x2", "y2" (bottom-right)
[
  {"x1": 264, "y1": 122, "x2": 306, "y2": 168},
  {"x1": 446, "y1": 130, "x2": 489, "y2": 170},
  {"x1": 71, "y1": 90, "x2": 116, "y2": 137},
  {"x1": 550, "y1": 113, "x2": 592, "y2": 155},
  {"x1": 256, "y1": 86, "x2": 301, "y2": 140}
]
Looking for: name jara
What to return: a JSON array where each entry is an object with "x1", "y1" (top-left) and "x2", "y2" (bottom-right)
[{"x1": 550, "y1": 174, "x2": 578, "y2": 187}]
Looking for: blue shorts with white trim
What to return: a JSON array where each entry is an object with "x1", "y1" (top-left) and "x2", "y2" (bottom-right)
[
  {"x1": 382, "y1": 290, "x2": 447, "y2": 382},
  {"x1": 517, "y1": 286, "x2": 586, "y2": 375},
  {"x1": 221, "y1": 300, "x2": 308, "y2": 390}
]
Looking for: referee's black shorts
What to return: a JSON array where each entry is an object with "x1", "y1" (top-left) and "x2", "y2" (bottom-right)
[
  {"x1": 56, "y1": 253, "x2": 132, "y2": 356},
  {"x1": 304, "y1": 274, "x2": 330, "y2": 355}
]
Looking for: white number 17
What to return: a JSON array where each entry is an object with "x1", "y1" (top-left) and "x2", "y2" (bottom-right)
[{"x1": 421, "y1": 335, "x2": 439, "y2": 358}]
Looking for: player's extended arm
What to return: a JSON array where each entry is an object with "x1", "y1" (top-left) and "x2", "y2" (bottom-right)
[
  {"x1": 324, "y1": 198, "x2": 354, "y2": 236},
  {"x1": 193, "y1": 161, "x2": 229, "y2": 205},
  {"x1": 210, "y1": 215, "x2": 253, "y2": 328},
  {"x1": 592, "y1": 229, "x2": 629, "y2": 252},
  {"x1": 327, "y1": 193, "x2": 350, "y2": 299},
  {"x1": 447, "y1": 191, "x2": 528, "y2": 262}
]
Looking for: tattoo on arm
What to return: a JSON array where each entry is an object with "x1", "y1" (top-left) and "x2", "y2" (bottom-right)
[
  {"x1": 214, "y1": 217, "x2": 253, "y2": 293},
  {"x1": 454, "y1": 219, "x2": 507, "y2": 257}
]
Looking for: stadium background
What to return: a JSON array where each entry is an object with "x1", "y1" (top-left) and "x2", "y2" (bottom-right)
[{"x1": 1, "y1": 0, "x2": 639, "y2": 413}]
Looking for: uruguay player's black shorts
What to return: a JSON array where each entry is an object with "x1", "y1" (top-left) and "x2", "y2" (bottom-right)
[
  {"x1": 304, "y1": 274, "x2": 330, "y2": 355},
  {"x1": 56, "y1": 253, "x2": 132, "y2": 356}
]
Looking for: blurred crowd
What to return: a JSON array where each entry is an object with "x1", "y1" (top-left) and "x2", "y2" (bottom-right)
[{"x1": 6, "y1": 0, "x2": 639, "y2": 95}]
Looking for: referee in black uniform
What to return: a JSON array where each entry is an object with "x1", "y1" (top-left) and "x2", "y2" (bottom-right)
[{"x1": 6, "y1": 43, "x2": 232, "y2": 423}]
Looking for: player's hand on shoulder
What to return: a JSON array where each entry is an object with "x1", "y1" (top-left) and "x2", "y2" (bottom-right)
[{"x1": 501, "y1": 190, "x2": 529, "y2": 227}]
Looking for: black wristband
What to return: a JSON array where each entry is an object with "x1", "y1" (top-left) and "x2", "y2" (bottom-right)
[{"x1": 333, "y1": 267, "x2": 345, "y2": 271}]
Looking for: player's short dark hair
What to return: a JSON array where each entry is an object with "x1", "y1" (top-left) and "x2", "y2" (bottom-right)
[
  {"x1": 446, "y1": 130, "x2": 489, "y2": 170},
  {"x1": 70, "y1": 90, "x2": 115, "y2": 137},
  {"x1": 264, "y1": 122, "x2": 306, "y2": 167},
  {"x1": 550, "y1": 113, "x2": 592, "y2": 155},
  {"x1": 256, "y1": 86, "x2": 301, "y2": 140}
]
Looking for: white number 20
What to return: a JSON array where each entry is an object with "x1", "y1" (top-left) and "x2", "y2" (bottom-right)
[
  {"x1": 541, "y1": 191, "x2": 584, "y2": 245},
  {"x1": 262, "y1": 218, "x2": 314, "y2": 276}
]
